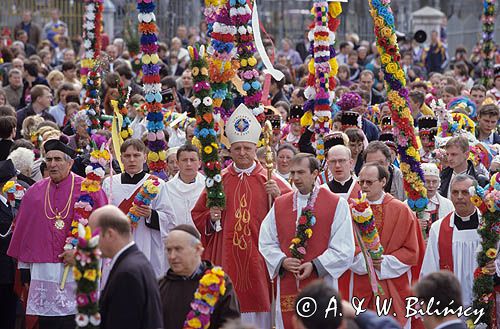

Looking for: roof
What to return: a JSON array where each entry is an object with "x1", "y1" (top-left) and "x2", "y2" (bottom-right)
[{"x1": 412, "y1": 6, "x2": 445, "y2": 18}]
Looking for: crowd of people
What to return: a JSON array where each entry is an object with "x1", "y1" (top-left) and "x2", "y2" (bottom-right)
[{"x1": 0, "y1": 6, "x2": 500, "y2": 329}]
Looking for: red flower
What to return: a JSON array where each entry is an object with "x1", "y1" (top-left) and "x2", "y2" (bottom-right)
[{"x1": 299, "y1": 216, "x2": 307, "y2": 225}]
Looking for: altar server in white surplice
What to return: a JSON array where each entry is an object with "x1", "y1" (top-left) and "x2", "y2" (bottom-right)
[
  {"x1": 164, "y1": 144, "x2": 205, "y2": 234},
  {"x1": 421, "y1": 174, "x2": 499, "y2": 307},
  {"x1": 102, "y1": 139, "x2": 175, "y2": 278}
]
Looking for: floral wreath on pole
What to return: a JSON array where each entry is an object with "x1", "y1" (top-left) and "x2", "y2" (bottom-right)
[
  {"x1": 81, "y1": 0, "x2": 103, "y2": 134},
  {"x1": 467, "y1": 174, "x2": 500, "y2": 329},
  {"x1": 481, "y1": 0, "x2": 496, "y2": 88},
  {"x1": 303, "y1": 0, "x2": 342, "y2": 162},
  {"x1": 190, "y1": 45, "x2": 226, "y2": 209},
  {"x1": 230, "y1": 0, "x2": 265, "y2": 124},
  {"x1": 138, "y1": 0, "x2": 167, "y2": 179},
  {"x1": 66, "y1": 137, "x2": 110, "y2": 328},
  {"x1": 206, "y1": 0, "x2": 238, "y2": 124},
  {"x1": 368, "y1": 0, "x2": 428, "y2": 216}
]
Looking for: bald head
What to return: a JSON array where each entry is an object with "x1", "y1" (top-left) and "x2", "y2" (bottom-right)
[
  {"x1": 327, "y1": 145, "x2": 353, "y2": 182},
  {"x1": 89, "y1": 205, "x2": 131, "y2": 237},
  {"x1": 327, "y1": 145, "x2": 351, "y2": 159}
]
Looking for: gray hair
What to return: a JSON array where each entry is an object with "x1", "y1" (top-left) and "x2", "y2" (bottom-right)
[
  {"x1": 450, "y1": 174, "x2": 477, "y2": 188},
  {"x1": 8, "y1": 147, "x2": 34, "y2": 176}
]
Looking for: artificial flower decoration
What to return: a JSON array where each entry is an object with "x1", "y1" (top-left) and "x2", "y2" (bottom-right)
[
  {"x1": 350, "y1": 193, "x2": 384, "y2": 260},
  {"x1": 230, "y1": 0, "x2": 265, "y2": 123},
  {"x1": 138, "y1": 0, "x2": 167, "y2": 178},
  {"x1": 128, "y1": 177, "x2": 161, "y2": 228},
  {"x1": 74, "y1": 223, "x2": 101, "y2": 329},
  {"x1": 289, "y1": 187, "x2": 319, "y2": 259},
  {"x1": 481, "y1": 0, "x2": 496, "y2": 88},
  {"x1": 302, "y1": 1, "x2": 343, "y2": 161},
  {"x1": 182, "y1": 266, "x2": 226, "y2": 329},
  {"x1": 190, "y1": 45, "x2": 226, "y2": 209},
  {"x1": 469, "y1": 172, "x2": 500, "y2": 328},
  {"x1": 368, "y1": 0, "x2": 428, "y2": 215}
]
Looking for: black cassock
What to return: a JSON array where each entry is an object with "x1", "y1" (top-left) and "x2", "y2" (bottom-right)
[{"x1": 159, "y1": 261, "x2": 241, "y2": 329}]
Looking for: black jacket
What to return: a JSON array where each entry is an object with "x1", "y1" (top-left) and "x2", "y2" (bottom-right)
[
  {"x1": 100, "y1": 244, "x2": 163, "y2": 329},
  {"x1": 439, "y1": 160, "x2": 484, "y2": 198},
  {"x1": 0, "y1": 201, "x2": 15, "y2": 284}
]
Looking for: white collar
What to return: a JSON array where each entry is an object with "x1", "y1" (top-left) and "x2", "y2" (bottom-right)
[
  {"x1": 233, "y1": 162, "x2": 256, "y2": 179},
  {"x1": 368, "y1": 192, "x2": 385, "y2": 205},
  {"x1": 434, "y1": 319, "x2": 464, "y2": 329},
  {"x1": 110, "y1": 241, "x2": 135, "y2": 271},
  {"x1": 333, "y1": 176, "x2": 352, "y2": 186}
]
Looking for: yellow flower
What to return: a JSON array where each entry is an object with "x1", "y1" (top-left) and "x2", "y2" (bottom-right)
[
  {"x1": 148, "y1": 151, "x2": 159, "y2": 162},
  {"x1": 386, "y1": 63, "x2": 398, "y2": 74},
  {"x1": 395, "y1": 69, "x2": 405, "y2": 82},
  {"x1": 305, "y1": 229, "x2": 313, "y2": 238},
  {"x1": 187, "y1": 318, "x2": 202, "y2": 328},
  {"x1": 220, "y1": 282, "x2": 226, "y2": 295},
  {"x1": 212, "y1": 267, "x2": 225, "y2": 277},
  {"x1": 380, "y1": 54, "x2": 391, "y2": 65},
  {"x1": 73, "y1": 268, "x2": 82, "y2": 280},
  {"x1": 329, "y1": 2, "x2": 342, "y2": 17},
  {"x1": 486, "y1": 248, "x2": 497, "y2": 259},
  {"x1": 248, "y1": 57, "x2": 257, "y2": 67},
  {"x1": 194, "y1": 292, "x2": 202, "y2": 300},
  {"x1": 83, "y1": 269, "x2": 97, "y2": 281},
  {"x1": 466, "y1": 320, "x2": 475, "y2": 329},
  {"x1": 158, "y1": 150, "x2": 167, "y2": 161},
  {"x1": 204, "y1": 146, "x2": 213, "y2": 154},
  {"x1": 406, "y1": 147, "x2": 418, "y2": 158},
  {"x1": 2, "y1": 181, "x2": 14, "y2": 193},
  {"x1": 120, "y1": 130, "x2": 129, "y2": 139},
  {"x1": 481, "y1": 267, "x2": 490, "y2": 274},
  {"x1": 329, "y1": 58, "x2": 338, "y2": 76},
  {"x1": 291, "y1": 238, "x2": 301, "y2": 244},
  {"x1": 308, "y1": 59, "x2": 315, "y2": 74},
  {"x1": 471, "y1": 195, "x2": 483, "y2": 207},
  {"x1": 200, "y1": 273, "x2": 221, "y2": 286},
  {"x1": 381, "y1": 27, "x2": 392, "y2": 39},
  {"x1": 203, "y1": 293, "x2": 218, "y2": 306},
  {"x1": 374, "y1": 16, "x2": 384, "y2": 28}
]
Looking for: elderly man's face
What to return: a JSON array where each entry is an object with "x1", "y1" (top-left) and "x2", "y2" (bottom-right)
[
  {"x1": 230, "y1": 142, "x2": 256, "y2": 170},
  {"x1": 165, "y1": 231, "x2": 203, "y2": 276},
  {"x1": 424, "y1": 175, "x2": 440, "y2": 199},
  {"x1": 45, "y1": 150, "x2": 73, "y2": 184},
  {"x1": 450, "y1": 178, "x2": 475, "y2": 216}
]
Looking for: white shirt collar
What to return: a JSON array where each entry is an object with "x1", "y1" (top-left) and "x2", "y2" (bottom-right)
[
  {"x1": 434, "y1": 319, "x2": 464, "y2": 329},
  {"x1": 333, "y1": 176, "x2": 352, "y2": 186},
  {"x1": 109, "y1": 241, "x2": 135, "y2": 271},
  {"x1": 233, "y1": 162, "x2": 256, "y2": 179},
  {"x1": 368, "y1": 192, "x2": 386, "y2": 205}
]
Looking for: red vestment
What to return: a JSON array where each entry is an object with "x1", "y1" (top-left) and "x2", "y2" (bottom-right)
[
  {"x1": 192, "y1": 162, "x2": 292, "y2": 313},
  {"x1": 351, "y1": 194, "x2": 425, "y2": 327},
  {"x1": 274, "y1": 188, "x2": 340, "y2": 329}
]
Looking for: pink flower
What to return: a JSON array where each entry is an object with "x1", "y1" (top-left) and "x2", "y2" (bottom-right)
[
  {"x1": 191, "y1": 301, "x2": 211, "y2": 314},
  {"x1": 90, "y1": 290, "x2": 98, "y2": 303},
  {"x1": 77, "y1": 294, "x2": 89, "y2": 306},
  {"x1": 297, "y1": 247, "x2": 306, "y2": 255}
]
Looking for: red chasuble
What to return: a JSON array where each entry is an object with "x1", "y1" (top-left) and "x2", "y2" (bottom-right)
[
  {"x1": 351, "y1": 194, "x2": 425, "y2": 327},
  {"x1": 437, "y1": 212, "x2": 454, "y2": 271},
  {"x1": 192, "y1": 162, "x2": 292, "y2": 313},
  {"x1": 274, "y1": 188, "x2": 340, "y2": 329}
]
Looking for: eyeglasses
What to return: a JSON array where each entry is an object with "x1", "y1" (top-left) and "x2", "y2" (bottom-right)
[{"x1": 358, "y1": 179, "x2": 380, "y2": 186}]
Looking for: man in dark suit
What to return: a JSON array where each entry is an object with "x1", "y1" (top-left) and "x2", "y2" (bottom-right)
[
  {"x1": 414, "y1": 271, "x2": 467, "y2": 329},
  {"x1": 0, "y1": 160, "x2": 18, "y2": 329},
  {"x1": 89, "y1": 205, "x2": 163, "y2": 329}
]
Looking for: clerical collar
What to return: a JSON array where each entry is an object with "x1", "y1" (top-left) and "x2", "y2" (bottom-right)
[
  {"x1": 233, "y1": 162, "x2": 256, "y2": 178},
  {"x1": 121, "y1": 171, "x2": 146, "y2": 184},
  {"x1": 454, "y1": 210, "x2": 479, "y2": 231},
  {"x1": 178, "y1": 173, "x2": 197, "y2": 184},
  {"x1": 333, "y1": 176, "x2": 353, "y2": 186}
]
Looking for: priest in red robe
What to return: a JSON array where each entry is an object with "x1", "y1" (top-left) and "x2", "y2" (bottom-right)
[
  {"x1": 259, "y1": 153, "x2": 355, "y2": 329},
  {"x1": 349, "y1": 163, "x2": 424, "y2": 328},
  {"x1": 192, "y1": 104, "x2": 292, "y2": 328}
]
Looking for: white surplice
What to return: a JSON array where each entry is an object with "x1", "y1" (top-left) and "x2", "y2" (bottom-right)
[
  {"x1": 259, "y1": 187, "x2": 355, "y2": 329},
  {"x1": 420, "y1": 212, "x2": 482, "y2": 307},
  {"x1": 164, "y1": 171, "x2": 205, "y2": 234},
  {"x1": 102, "y1": 173, "x2": 175, "y2": 278}
]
